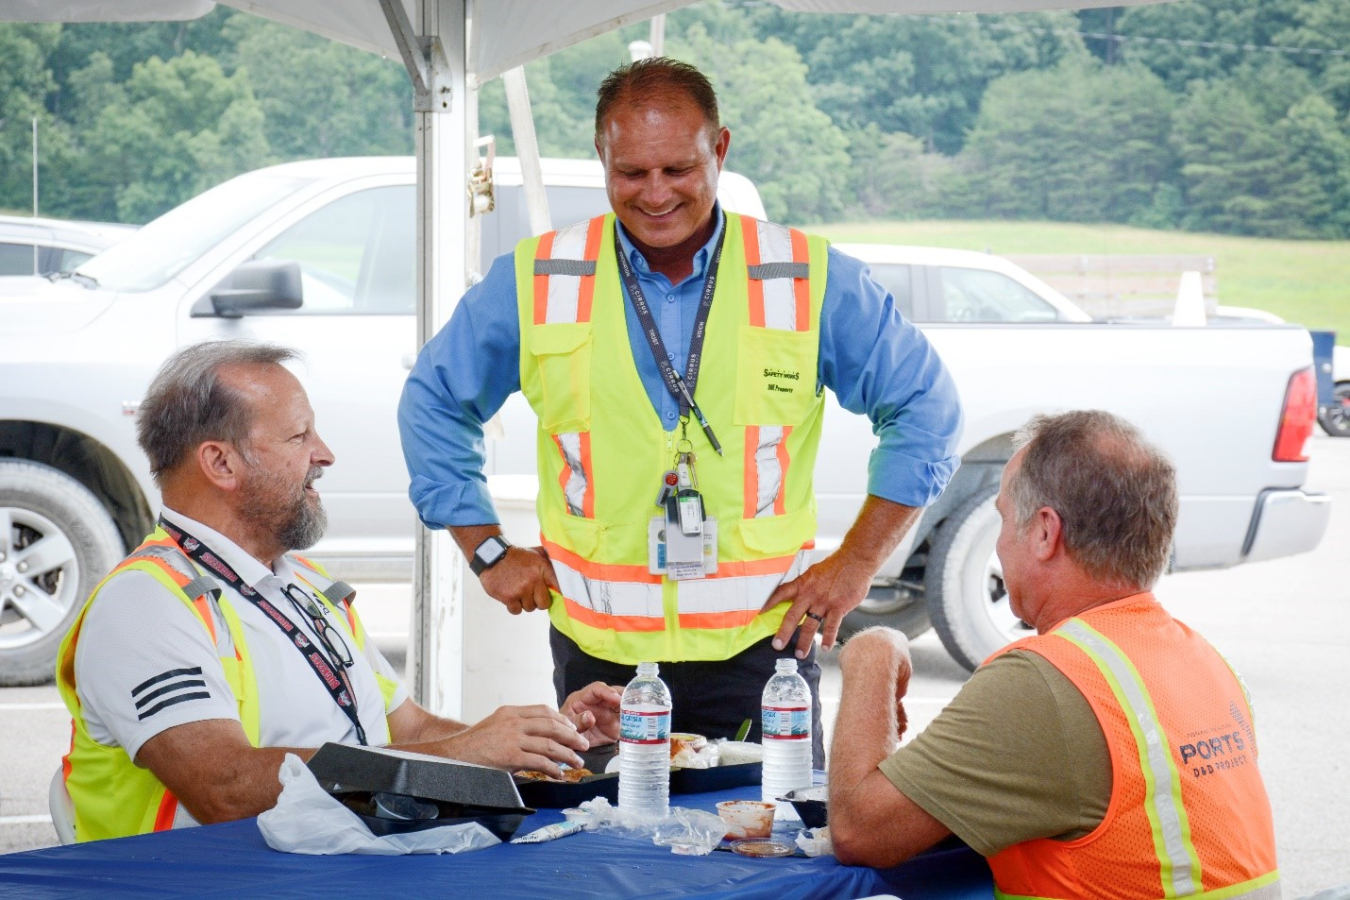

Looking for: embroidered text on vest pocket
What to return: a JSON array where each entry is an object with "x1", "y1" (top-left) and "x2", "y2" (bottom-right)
[{"x1": 732, "y1": 327, "x2": 817, "y2": 427}]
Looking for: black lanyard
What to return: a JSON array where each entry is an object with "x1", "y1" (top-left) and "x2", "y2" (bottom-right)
[
  {"x1": 614, "y1": 215, "x2": 726, "y2": 455},
  {"x1": 158, "y1": 516, "x2": 368, "y2": 746}
]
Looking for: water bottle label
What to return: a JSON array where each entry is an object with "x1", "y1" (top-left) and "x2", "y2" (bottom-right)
[
  {"x1": 620, "y1": 709, "x2": 671, "y2": 744},
  {"x1": 762, "y1": 705, "x2": 810, "y2": 740}
]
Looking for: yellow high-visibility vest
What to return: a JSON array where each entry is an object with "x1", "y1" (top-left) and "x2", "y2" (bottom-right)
[
  {"x1": 56, "y1": 528, "x2": 396, "y2": 842},
  {"x1": 515, "y1": 212, "x2": 829, "y2": 664}
]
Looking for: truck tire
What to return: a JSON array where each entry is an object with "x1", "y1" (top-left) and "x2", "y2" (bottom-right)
[
  {"x1": 1318, "y1": 382, "x2": 1350, "y2": 437},
  {"x1": 0, "y1": 460, "x2": 125, "y2": 686},
  {"x1": 839, "y1": 582, "x2": 932, "y2": 641},
  {"x1": 925, "y1": 484, "x2": 1032, "y2": 671}
]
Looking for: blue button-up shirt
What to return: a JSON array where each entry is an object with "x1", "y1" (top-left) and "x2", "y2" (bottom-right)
[{"x1": 398, "y1": 206, "x2": 963, "y2": 527}]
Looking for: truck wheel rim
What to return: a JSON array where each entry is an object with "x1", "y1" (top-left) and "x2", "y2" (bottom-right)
[{"x1": 0, "y1": 507, "x2": 79, "y2": 650}]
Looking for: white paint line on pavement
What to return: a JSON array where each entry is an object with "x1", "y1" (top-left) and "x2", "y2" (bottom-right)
[
  {"x1": 0, "y1": 815, "x2": 52, "y2": 826},
  {"x1": 0, "y1": 703, "x2": 64, "y2": 710}
]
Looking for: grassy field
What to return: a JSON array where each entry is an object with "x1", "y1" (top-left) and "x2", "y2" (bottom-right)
[{"x1": 807, "y1": 220, "x2": 1350, "y2": 342}]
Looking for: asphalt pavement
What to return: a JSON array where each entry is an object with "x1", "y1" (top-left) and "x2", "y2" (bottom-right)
[{"x1": 2, "y1": 433, "x2": 1346, "y2": 895}]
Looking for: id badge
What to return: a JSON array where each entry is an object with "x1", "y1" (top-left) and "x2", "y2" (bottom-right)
[
  {"x1": 676, "y1": 488, "x2": 703, "y2": 536},
  {"x1": 649, "y1": 516, "x2": 718, "y2": 578}
]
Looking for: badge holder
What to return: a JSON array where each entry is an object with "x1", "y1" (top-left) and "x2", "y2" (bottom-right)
[{"x1": 648, "y1": 440, "x2": 717, "y2": 579}]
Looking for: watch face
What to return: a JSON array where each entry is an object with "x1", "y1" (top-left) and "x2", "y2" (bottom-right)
[{"x1": 478, "y1": 538, "x2": 508, "y2": 567}]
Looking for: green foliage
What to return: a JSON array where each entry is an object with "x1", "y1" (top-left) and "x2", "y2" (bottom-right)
[
  {"x1": 0, "y1": 0, "x2": 1347, "y2": 241},
  {"x1": 225, "y1": 15, "x2": 411, "y2": 160},
  {"x1": 744, "y1": 8, "x2": 1088, "y2": 155},
  {"x1": 50, "y1": 50, "x2": 271, "y2": 222},
  {"x1": 949, "y1": 59, "x2": 1177, "y2": 224},
  {"x1": 675, "y1": 26, "x2": 850, "y2": 223}
]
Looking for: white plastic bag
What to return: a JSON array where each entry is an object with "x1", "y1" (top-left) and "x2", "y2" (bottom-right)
[{"x1": 257, "y1": 754, "x2": 502, "y2": 856}]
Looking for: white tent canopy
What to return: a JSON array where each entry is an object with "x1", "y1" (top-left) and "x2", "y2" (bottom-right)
[
  {"x1": 3, "y1": 0, "x2": 1173, "y2": 84},
  {"x1": 0, "y1": 0, "x2": 1175, "y2": 717}
]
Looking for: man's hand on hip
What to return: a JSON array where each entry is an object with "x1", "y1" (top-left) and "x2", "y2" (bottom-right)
[
  {"x1": 761, "y1": 496, "x2": 921, "y2": 658},
  {"x1": 480, "y1": 546, "x2": 559, "y2": 614},
  {"x1": 762, "y1": 546, "x2": 875, "y2": 657}
]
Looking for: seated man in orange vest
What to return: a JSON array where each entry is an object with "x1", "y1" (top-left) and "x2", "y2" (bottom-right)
[
  {"x1": 58, "y1": 341, "x2": 620, "y2": 842},
  {"x1": 829, "y1": 410, "x2": 1280, "y2": 899}
]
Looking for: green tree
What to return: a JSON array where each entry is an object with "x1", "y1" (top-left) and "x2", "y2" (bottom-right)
[
  {"x1": 950, "y1": 59, "x2": 1176, "y2": 224},
  {"x1": 1171, "y1": 80, "x2": 1287, "y2": 235},
  {"x1": 1115, "y1": 0, "x2": 1309, "y2": 91},
  {"x1": 1269, "y1": 95, "x2": 1350, "y2": 237},
  {"x1": 226, "y1": 14, "x2": 412, "y2": 159},
  {"x1": 746, "y1": 9, "x2": 1088, "y2": 155},
  {"x1": 62, "y1": 50, "x2": 270, "y2": 222},
  {"x1": 0, "y1": 25, "x2": 62, "y2": 215},
  {"x1": 842, "y1": 124, "x2": 949, "y2": 219},
  {"x1": 676, "y1": 26, "x2": 850, "y2": 223}
]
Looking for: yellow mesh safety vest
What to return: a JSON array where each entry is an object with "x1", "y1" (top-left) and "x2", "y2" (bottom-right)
[
  {"x1": 515, "y1": 213, "x2": 829, "y2": 664},
  {"x1": 56, "y1": 527, "x2": 396, "y2": 842}
]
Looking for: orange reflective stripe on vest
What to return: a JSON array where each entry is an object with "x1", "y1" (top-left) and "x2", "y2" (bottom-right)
[
  {"x1": 987, "y1": 594, "x2": 1279, "y2": 900},
  {"x1": 533, "y1": 217, "x2": 604, "y2": 325}
]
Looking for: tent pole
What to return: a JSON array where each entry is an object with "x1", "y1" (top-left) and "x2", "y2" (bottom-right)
[{"x1": 405, "y1": 0, "x2": 470, "y2": 719}]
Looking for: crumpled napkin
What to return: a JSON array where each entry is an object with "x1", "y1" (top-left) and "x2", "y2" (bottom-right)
[
  {"x1": 577, "y1": 796, "x2": 724, "y2": 856},
  {"x1": 257, "y1": 753, "x2": 501, "y2": 856}
]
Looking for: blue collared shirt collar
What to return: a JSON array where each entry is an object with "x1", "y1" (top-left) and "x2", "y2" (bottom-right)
[{"x1": 613, "y1": 202, "x2": 725, "y2": 287}]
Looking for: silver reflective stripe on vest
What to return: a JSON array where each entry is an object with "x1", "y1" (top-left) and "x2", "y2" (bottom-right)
[
  {"x1": 748, "y1": 262, "x2": 809, "y2": 280},
  {"x1": 551, "y1": 549, "x2": 808, "y2": 621},
  {"x1": 556, "y1": 432, "x2": 589, "y2": 517},
  {"x1": 541, "y1": 220, "x2": 593, "y2": 324},
  {"x1": 1056, "y1": 619, "x2": 1200, "y2": 897},
  {"x1": 535, "y1": 258, "x2": 596, "y2": 277},
  {"x1": 552, "y1": 557, "x2": 663, "y2": 620},
  {"x1": 752, "y1": 425, "x2": 786, "y2": 517},
  {"x1": 753, "y1": 221, "x2": 801, "y2": 331}
]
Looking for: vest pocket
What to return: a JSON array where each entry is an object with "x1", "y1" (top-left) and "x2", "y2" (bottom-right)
[
  {"x1": 737, "y1": 507, "x2": 816, "y2": 555},
  {"x1": 528, "y1": 323, "x2": 593, "y2": 433},
  {"x1": 733, "y1": 327, "x2": 817, "y2": 426}
]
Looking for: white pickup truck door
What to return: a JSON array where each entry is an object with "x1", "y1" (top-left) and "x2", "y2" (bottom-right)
[{"x1": 178, "y1": 184, "x2": 419, "y2": 566}]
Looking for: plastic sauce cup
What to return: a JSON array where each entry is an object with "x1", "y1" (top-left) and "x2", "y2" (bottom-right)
[{"x1": 716, "y1": 800, "x2": 776, "y2": 840}]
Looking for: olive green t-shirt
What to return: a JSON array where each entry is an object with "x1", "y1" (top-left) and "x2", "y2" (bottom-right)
[{"x1": 878, "y1": 649, "x2": 1112, "y2": 857}]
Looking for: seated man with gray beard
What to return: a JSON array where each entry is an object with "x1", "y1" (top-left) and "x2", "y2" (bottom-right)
[{"x1": 56, "y1": 341, "x2": 620, "y2": 842}]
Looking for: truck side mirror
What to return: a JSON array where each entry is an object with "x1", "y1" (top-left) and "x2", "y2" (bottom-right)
[{"x1": 195, "y1": 260, "x2": 303, "y2": 318}]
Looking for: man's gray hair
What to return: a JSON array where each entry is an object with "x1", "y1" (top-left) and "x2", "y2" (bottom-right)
[
  {"x1": 1009, "y1": 410, "x2": 1177, "y2": 590},
  {"x1": 136, "y1": 341, "x2": 298, "y2": 482}
]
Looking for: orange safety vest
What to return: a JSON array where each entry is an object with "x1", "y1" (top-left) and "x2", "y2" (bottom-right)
[{"x1": 986, "y1": 594, "x2": 1280, "y2": 900}]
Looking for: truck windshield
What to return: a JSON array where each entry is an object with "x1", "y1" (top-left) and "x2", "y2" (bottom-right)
[{"x1": 77, "y1": 173, "x2": 315, "y2": 292}]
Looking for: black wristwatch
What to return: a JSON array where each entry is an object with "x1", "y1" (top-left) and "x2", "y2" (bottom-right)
[{"x1": 469, "y1": 535, "x2": 512, "y2": 576}]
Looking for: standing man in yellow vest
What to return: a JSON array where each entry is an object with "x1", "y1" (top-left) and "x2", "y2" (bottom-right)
[
  {"x1": 399, "y1": 59, "x2": 962, "y2": 762},
  {"x1": 58, "y1": 341, "x2": 620, "y2": 842},
  {"x1": 829, "y1": 410, "x2": 1280, "y2": 899}
]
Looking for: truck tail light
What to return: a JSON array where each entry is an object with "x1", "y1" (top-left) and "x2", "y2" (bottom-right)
[{"x1": 1272, "y1": 367, "x2": 1316, "y2": 462}]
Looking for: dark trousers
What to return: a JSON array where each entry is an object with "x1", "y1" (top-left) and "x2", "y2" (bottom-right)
[{"x1": 550, "y1": 625, "x2": 825, "y2": 768}]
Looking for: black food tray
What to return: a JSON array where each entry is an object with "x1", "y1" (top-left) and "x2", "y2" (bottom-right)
[
  {"x1": 335, "y1": 792, "x2": 530, "y2": 841},
  {"x1": 513, "y1": 772, "x2": 619, "y2": 808},
  {"x1": 670, "y1": 761, "x2": 761, "y2": 794}
]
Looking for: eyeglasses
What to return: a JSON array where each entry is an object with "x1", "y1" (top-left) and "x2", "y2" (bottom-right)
[{"x1": 282, "y1": 583, "x2": 355, "y2": 670}]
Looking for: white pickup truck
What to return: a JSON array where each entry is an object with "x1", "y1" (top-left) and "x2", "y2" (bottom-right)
[{"x1": 0, "y1": 157, "x2": 1330, "y2": 683}]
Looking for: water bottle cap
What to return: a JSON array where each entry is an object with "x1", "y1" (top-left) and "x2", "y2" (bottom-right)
[
  {"x1": 774, "y1": 658, "x2": 798, "y2": 674},
  {"x1": 636, "y1": 661, "x2": 660, "y2": 676}
]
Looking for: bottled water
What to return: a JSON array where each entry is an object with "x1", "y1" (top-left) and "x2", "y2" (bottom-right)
[
  {"x1": 618, "y1": 661, "x2": 672, "y2": 817},
  {"x1": 761, "y1": 657, "x2": 813, "y2": 817}
]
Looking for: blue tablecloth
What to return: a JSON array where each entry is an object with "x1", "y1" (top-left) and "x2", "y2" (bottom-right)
[{"x1": 0, "y1": 786, "x2": 993, "y2": 900}]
